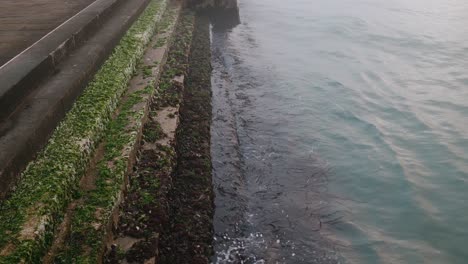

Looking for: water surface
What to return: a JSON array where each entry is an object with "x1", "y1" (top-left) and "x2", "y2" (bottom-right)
[{"x1": 210, "y1": 0, "x2": 468, "y2": 263}]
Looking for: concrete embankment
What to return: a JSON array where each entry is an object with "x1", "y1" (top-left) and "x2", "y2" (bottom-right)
[
  {"x1": 105, "y1": 12, "x2": 214, "y2": 264},
  {"x1": 48, "y1": 4, "x2": 183, "y2": 263},
  {"x1": 158, "y1": 15, "x2": 213, "y2": 263},
  {"x1": 0, "y1": 0, "x2": 155, "y2": 199},
  {"x1": 0, "y1": 0, "x2": 172, "y2": 261},
  {"x1": 0, "y1": 0, "x2": 218, "y2": 262}
]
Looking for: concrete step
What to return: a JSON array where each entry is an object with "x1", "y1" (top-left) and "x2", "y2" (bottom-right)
[
  {"x1": 0, "y1": 0, "x2": 170, "y2": 262},
  {"x1": 104, "y1": 11, "x2": 195, "y2": 263},
  {"x1": 0, "y1": 0, "x2": 154, "y2": 198},
  {"x1": 45, "y1": 4, "x2": 183, "y2": 262}
]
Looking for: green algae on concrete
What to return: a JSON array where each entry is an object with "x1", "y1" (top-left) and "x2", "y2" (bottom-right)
[
  {"x1": 53, "y1": 88, "x2": 150, "y2": 264},
  {"x1": 0, "y1": 0, "x2": 167, "y2": 262},
  {"x1": 104, "y1": 12, "x2": 195, "y2": 263},
  {"x1": 53, "y1": 5, "x2": 182, "y2": 263}
]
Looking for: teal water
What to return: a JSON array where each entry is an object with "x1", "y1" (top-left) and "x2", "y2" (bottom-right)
[{"x1": 210, "y1": 0, "x2": 468, "y2": 263}]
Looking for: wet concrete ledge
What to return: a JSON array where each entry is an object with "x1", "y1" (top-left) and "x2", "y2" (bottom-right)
[
  {"x1": 158, "y1": 14, "x2": 214, "y2": 263},
  {"x1": 0, "y1": 0, "x2": 124, "y2": 121}
]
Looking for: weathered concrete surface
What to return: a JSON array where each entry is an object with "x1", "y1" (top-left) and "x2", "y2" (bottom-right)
[
  {"x1": 0, "y1": 0, "x2": 125, "y2": 121},
  {"x1": 49, "y1": 4, "x2": 179, "y2": 262},
  {"x1": 0, "y1": 0, "x2": 152, "y2": 199},
  {"x1": 0, "y1": 1, "x2": 166, "y2": 261},
  {"x1": 105, "y1": 11, "x2": 193, "y2": 263},
  {"x1": 0, "y1": 0, "x2": 95, "y2": 66}
]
